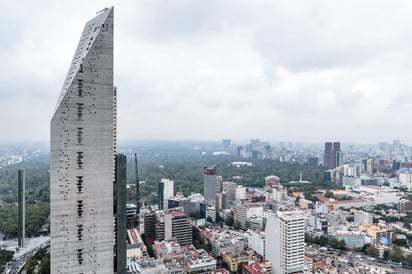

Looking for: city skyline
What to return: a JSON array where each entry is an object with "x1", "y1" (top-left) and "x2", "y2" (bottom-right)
[{"x1": 3, "y1": 1, "x2": 412, "y2": 143}]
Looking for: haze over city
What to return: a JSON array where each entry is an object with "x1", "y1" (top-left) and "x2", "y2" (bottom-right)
[{"x1": 2, "y1": 1, "x2": 412, "y2": 144}]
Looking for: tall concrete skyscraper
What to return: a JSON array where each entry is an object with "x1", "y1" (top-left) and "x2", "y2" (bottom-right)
[
  {"x1": 18, "y1": 169, "x2": 25, "y2": 248},
  {"x1": 50, "y1": 7, "x2": 115, "y2": 273},
  {"x1": 203, "y1": 166, "x2": 217, "y2": 201},
  {"x1": 266, "y1": 212, "x2": 305, "y2": 274}
]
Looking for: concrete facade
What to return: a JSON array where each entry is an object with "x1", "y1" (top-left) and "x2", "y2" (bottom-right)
[{"x1": 50, "y1": 7, "x2": 115, "y2": 273}]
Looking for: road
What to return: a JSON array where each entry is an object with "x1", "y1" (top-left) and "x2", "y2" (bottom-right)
[{"x1": 3, "y1": 238, "x2": 50, "y2": 274}]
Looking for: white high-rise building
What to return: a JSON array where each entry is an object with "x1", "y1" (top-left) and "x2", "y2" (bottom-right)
[
  {"x1": 235, "y1": 185, "x2": 246, "y2": 202},
  {"x1": 50, "y1": 8, "x2": 115, "y2": 273},
  {"x1": 159, "y1": 179, "x2": 174, "y2": 210},
  {"x1": 265, "y1": 211, "x2": 305, "y2": 274}
]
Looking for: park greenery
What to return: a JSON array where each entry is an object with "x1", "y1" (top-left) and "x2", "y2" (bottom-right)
[
  {"x1": 0, "y1": 249, "x2": 13, "y2": 268},
  {"x1": 5, "y1": 143, "x2": 412, "y2": 269},
  {"x1": 0, "y1": 143, "x2": 342, "y2": 238},
  {"x1": 0, "y1": 155, "x2": 49, "y2": 238},
  {"x1": 24, "y1": 247, "x2": 50, "y2": 274},
  {"x1": 122, "y1": 144, "x2": 336, "y2": 205}
]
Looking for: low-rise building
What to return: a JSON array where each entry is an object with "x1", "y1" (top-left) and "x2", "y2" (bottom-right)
[
  {"x1": 223, "y1": 252, "x2": 255, "y2": 273},
  {"x1": 242, "y1": 260, "x2": 272, "y2": 274}
]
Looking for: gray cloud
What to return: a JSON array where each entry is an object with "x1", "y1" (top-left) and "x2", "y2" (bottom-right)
[{"x1": 2, "y1": 0, "x2": 412, "y2": 144}]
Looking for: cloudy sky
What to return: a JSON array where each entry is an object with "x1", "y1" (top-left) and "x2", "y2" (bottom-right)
[{"x1": 2, "y1": 1, "x2": 412, "y2": 144}]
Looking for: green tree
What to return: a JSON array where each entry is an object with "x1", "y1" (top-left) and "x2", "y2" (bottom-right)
[
  {"x1": 388, "y1": 245, "x2": 404, "y2": 263},
  {"x1": 338, "y1": 240, "x2": 346, "y2": 250},
  {"x1": 392, "y1": 239, "x2": 407, "y2": 247},
  {"x1": 25, "y1": 256, "x2": 37, "y2": 274},
  {"x1": 38, "y1": 253, "x2": 50, "y2": 274},
  {"x1": 225, "y1": 215, "x2": 234, "y2": 227},
  {"x1": 329, "y1": 238, "x2": 338, "y2": 249},
  {"x1": 0, "y1": 249, "x2": 13, "y2": 266},
  {"x1": 366, "y1": 245, "x2": 378, "y2": 257},
  {"x1": 383, "y1": 250, "x2": 389, "y2": 261},
  {"x1": 407, "y1": 253, "x2": 412, "y2": 266},
  {"x1": 362, "y1": 243, "x2": 371, "y2": 253}
]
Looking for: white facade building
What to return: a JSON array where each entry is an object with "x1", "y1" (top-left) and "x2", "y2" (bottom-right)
[
  {"x1": 249, "y1": 231, "x2": 266, "y2": 259},
  {"x1": 235, "y1": 185, "x2": 246, "y2": 202},
  {"x1": 265, "y1": 212, "x2": 305, "y2": 274},
  {"x1": 159, "y1": 179, "x2": 174, "y2": 210},
  {"x1": 400, "y1": 172, "x2": 412, "y2": 191},
  {"x1": 353, "y1": 210, "x2": 373, "y2": 225}
]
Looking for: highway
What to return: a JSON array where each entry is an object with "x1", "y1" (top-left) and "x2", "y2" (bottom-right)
[{"x1": 4, "y1": 239, "x2": 50, "y2": 274}]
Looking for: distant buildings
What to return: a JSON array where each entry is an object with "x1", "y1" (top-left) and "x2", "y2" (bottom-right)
[
  {"x1": 323, "y1": 142, "x2": 341, "y2": 169},
  {"x1": 265, "y1": 175, "x2": 280, "y2": 188},
  {"x1": 222, "y1": 139, "x2": 231, "y2": 149},
  {"x1": 393, "y1": 139, "x2": 401, "y2": 153}
]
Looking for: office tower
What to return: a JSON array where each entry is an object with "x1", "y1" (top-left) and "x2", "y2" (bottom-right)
[
  {"x1": 144, "y1": 211, "x2": 156, "y2": 240},
  {"x1": 221, "y1": 181, "x2": 236, "y2": 208},
  {"x1": 336, "y1": 150, "x2": 343, "y2": 167},
  {"x1": 266, "y1": 212, "x2": 305, "y2": 274},
  {"x1": 203, "y1": 166, "x2": 217, "y2": 201},
  {"x1": 393, "y1": 139, "x2": 401, "y2": 153},
  {"x1": 126, "y1": 204, "x2": 137, "y2": 228},
  {"x1": 323, "y1": 142, "x2": 333, "y2": 168},
  {"x1": 159, "y1": 179, "x2": 174, "y2": 210},
  {"x1": 50, "y1": 7, "x2": 115, "y2": 273},
  {"x1": 222, "y1": 139, "x2": 231, "y2": 149},
  {"x1": 154, "y1": 208, "x2": 192, "y2": 246},
  {"x1": 307, "y1": 156, "x2": 319, "y2": 167},
  {"x1": 251, "y1": 139, "x2": 260, "y2": 159},
  {"x1": 18, "y1": 169, "x2": 25, "y2": 248},
  {"x1": 324, "y1": 141, "x2": 341, "y2": 169},
  {"x1": 333, "y1": 142, "x2": 341, "y2": 167},
  {"x1": 237, "y1": 146, "x2": 244, "y2": 158},
  {"x1": 114, "y1": 154, "x2": 127, "y2": 274},
  {"x1": 215, "y1": 192, "x2": 226, "y2": 211}
]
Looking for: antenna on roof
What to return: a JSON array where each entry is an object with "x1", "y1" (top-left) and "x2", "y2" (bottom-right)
[{"x1": 96, "y1": 7, "x2": 108, "y2": 14}]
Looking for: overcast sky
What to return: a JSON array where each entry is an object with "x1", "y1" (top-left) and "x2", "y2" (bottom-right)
[{"x1": 2, "y1": 1, "x2": 412, "y2": 145}]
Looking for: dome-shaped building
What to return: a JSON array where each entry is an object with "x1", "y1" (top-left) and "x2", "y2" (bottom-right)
[{"x1": 265, "y1": 175, "x2": 280, "y2": 188}]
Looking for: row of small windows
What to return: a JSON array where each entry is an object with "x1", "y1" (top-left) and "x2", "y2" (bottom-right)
[
  {"x1": 77, "y1": 200, "x2": 83, "y2": 217},
  {"x1": 76, "y1": 152, "x2": 83, "y2": 169},
  {"x1": 76, "y1": 103, "x2": 84, "y2": 121},
  {"x1": 77, "y1": 127, "x2": 83, "y2": 145},
  {"x1": 77, "y1": 248, "x2": 83, "y2": 265},
  {"x1": 76, "y1": 176, "x2": 83, "y2": 194}
]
